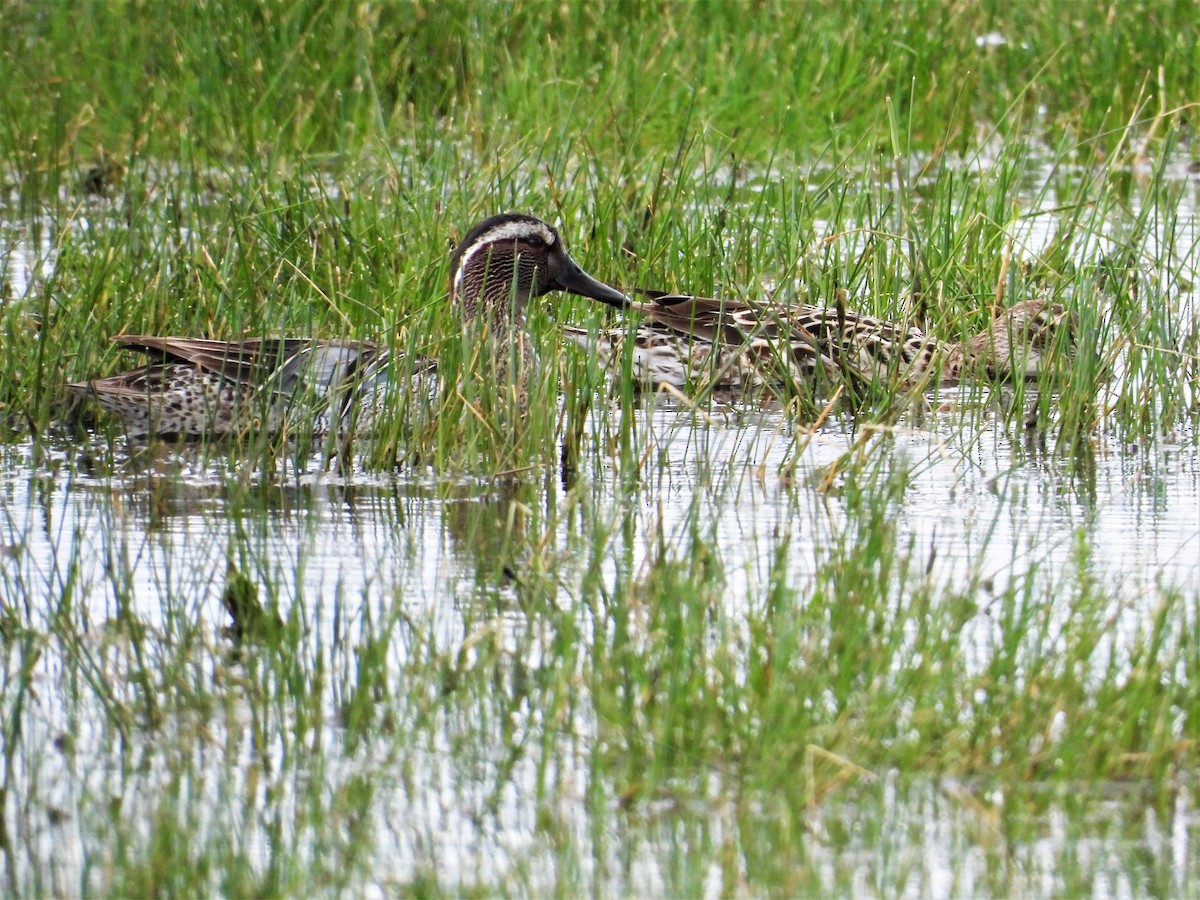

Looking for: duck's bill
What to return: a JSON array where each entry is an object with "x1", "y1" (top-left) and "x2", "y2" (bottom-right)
[{"x1": 555, "y1": 258, "x2": 629, "y2": 309}]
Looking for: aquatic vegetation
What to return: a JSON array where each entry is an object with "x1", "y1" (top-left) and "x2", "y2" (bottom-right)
[{"x1": 1, "y1": 0, "x2": 1198, "y2": 895}]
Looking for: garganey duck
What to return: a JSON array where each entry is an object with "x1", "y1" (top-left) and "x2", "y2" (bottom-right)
[
  {"x1": 67, "y1": 213, "x2": 627, "y2": 437},
  {"x1": 567, "y1": 289, "x2": 1071, "y2": 396}
]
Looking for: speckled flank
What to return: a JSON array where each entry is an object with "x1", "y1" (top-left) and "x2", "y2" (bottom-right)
[
  {"x1": 66, "y1": 345, "x2": 409, "y2": 438},
  {"x1": 68, "y1": 364, "x2": 263, "y2": 437}
]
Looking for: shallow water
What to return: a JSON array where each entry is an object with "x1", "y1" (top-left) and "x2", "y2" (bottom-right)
[
  {"x1": 7, "y1": 400, "x2": 1198, "y2": 637},
  {"x1": 3, "y1": 155, "x2": 1200, "y2": 893},
  {"x1": 3, "y1": 394, "x2": 1199, "y2": 893}
]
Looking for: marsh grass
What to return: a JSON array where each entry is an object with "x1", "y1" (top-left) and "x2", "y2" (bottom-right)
[{"x1": 2, "y1": 0, "x2": 1199, "y2": 895}]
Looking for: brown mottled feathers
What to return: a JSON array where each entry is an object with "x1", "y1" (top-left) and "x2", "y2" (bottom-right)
[{"x1": 568, "y1": 290, "x2": 1070, "y2": 395}]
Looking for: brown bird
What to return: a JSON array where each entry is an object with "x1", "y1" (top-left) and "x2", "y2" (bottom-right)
[{"x1": 67, "y1": 213, "x2": 627, "y2": 437}]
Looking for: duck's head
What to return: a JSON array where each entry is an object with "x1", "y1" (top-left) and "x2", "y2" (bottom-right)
[
  {"x1": 450, "y1": 213, "x2": 628, "y2": 322},
  {"x1": 969, "y1": 298, "x2": 1075, "y2": 380}
]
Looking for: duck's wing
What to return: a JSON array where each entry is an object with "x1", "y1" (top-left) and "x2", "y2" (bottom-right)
[
  {"x1": 629, "y1": 290, "x2": 815, "y2": 346},
  {"x1": 111, "y1": 337, "x2": 320, "y2": 386},
  {"x1": 787, "y1": 307, "x2": 944, "y2": 383},
  {"x1": 110, "y1": 336, "x2": 387, "y2": 393},
  {"x1": 66, "y1": 360, "x2": 231, "y2": 401},
  {"x1": 567, "y1": 294, "x2": 833, "y2": 393}
]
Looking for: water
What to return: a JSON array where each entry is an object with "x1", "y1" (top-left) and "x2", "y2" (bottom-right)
[
  {"x1": 2, "y1": 158, "x2": 1199, "y2": 894},
  {"x1": 8, "y1": 401, "x2": 1196, "y2": 638},
  {"x1": 2, "y1": 397, "x2": 1197, "y2": 892}
]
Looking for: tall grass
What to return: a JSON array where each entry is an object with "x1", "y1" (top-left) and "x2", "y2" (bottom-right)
[
  {"x1": 3, "y1": 1, "x2": 1198, "y2": 166},
  {"x1": 1, "y1": 0, "x2": 1195, "y2": 453}
]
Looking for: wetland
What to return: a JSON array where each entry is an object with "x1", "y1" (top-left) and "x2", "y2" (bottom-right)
[{"x1": 2, "y1": 2, "x2": 1199, "y2": 895}]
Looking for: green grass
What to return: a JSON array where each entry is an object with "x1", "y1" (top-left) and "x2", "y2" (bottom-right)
[
  {"x1": 3, "y1": 0, "x2": 1198, "y2": 169},
  {"x1": 1, "y1": 0, "x2": 1199, "y2": 895}
]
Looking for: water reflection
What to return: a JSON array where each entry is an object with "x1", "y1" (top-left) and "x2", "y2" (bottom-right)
[
  {"x1": 2, "y1": 392, "x2": 1198, "y2": 892},
  {"x1": 4, "y1": 399, "x2": 1198, "y2": 639}
]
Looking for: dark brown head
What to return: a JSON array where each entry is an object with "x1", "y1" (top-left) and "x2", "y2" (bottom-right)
[{"x1": 449, "y1": 213, "x2": 627, "y2": 323}]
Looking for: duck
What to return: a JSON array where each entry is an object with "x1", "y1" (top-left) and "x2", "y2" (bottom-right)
[
  {"x1": 67, "y1": 213, "x2": 628, "y2": 438},
  {"x1": 565, "y1": 288, "x2": 1071, "y2": 397}
]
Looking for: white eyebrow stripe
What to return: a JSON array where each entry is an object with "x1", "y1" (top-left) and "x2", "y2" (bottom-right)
[
  {"x1": 453, "y1": 244, "x2": 479, "y2": 297},
  {"x1": 473, "y1": 219, "x2": 556, "y2": 247}
]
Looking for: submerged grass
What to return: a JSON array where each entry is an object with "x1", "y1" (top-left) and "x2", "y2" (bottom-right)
[
  {"x1": 1, "y1": 0, "x2": 1199, "y2": 895},
  {"x1": 7, "y1": 424, "x2": 1195, "y2": 894}
]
